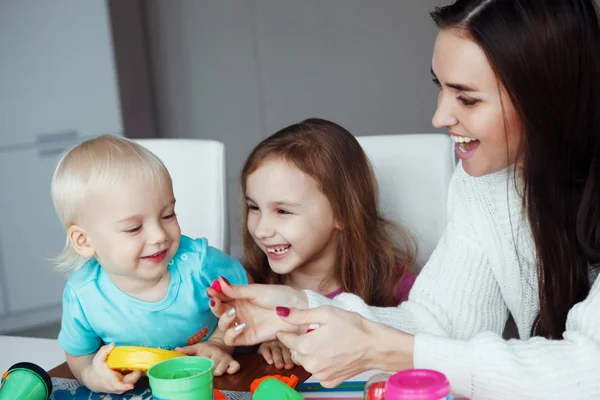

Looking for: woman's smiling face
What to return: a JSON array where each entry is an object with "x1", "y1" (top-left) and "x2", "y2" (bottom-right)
[{"x1": 431, "y1": 28, "x2": 523, "y2": 177}]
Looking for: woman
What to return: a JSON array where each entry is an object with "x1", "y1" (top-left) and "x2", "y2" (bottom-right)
[{"x1": 209, "y1": 0, "x2": 600, "y2": 398}]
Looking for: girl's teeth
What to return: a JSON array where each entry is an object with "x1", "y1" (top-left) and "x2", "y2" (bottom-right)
[{"x1": 267, "y1": 245, "x2": 290, "y2": 254}]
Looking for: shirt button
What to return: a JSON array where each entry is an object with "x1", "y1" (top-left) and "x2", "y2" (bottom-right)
[
  {"x1": 181, "y1": 254, "x2": 188, "y2": 261},
  {"x1": 169, "y1": 259, "x2": 174, "y2": 265}
]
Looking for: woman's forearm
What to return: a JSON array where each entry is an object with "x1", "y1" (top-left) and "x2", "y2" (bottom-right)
[{"x1": 368, "y1": 321, "x2": 415, "y2": 372}]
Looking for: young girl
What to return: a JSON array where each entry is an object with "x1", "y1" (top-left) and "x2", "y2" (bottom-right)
[
  {"x1": 211, "y1": 1, "x2": 600, "y2": 398},
  {"x1": 240, "y1": 118, "x2": 416, "y2": 369},
  {"x1": 51, "y1": 135, "x2": 247, "y2": 394}
]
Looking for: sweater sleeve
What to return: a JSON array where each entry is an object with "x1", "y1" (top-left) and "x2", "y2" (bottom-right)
[{"x1": 415, "y1": 277, "x2": 600, "y2": 399}]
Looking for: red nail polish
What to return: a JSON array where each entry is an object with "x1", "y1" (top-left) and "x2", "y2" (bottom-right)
[
  {"x1": 210, "y1": 299, "x2": 216, "y2": 307},
  {"x1": 306, "y1": 328, "x2": 314, "y2": 333},
  {"x1": 210, "y1": 280, "x2": 222, "y2": 292},
  {"x1": 220, "y1": 275, "x2": 231, "y2": 285},
  {"x1": 276, "y1": 306, "x2": 290, "y2": 317}
]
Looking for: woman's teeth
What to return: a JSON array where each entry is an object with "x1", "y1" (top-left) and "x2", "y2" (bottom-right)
[
  {"x1": 267, "y1": 245, "x2": 290, "y2": 255},
  {"x1": 451, "y1": 135, "x2": 479, "y2": 153},
  {"x1": 451, "y1": 134, "x2": 477, "y2": 143}
]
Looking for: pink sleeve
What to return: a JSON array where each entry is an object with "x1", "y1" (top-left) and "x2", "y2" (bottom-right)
[{"x1": 396, "y1": 268, "x2": 417, "y2": 304}]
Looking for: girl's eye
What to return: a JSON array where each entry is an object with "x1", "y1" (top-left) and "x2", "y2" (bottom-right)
[
  {"x1": 458, "y1": 96, "x2": 479, "y2": 106},
  {"x1": 277, "y1": 209, "x2": 291, "y2": 215},
  {"x1": 162, "y1": 213, "x2": 176, "y2": 220},
  {"x1": 124, "y1": 225, "x2": 142, "y2": 233},
  {"x1": 432, "y1": 78, "x2": 442, "y2": 89},
  {"x1": 247, "y1": 204, "x2": 259, "y2": 211}
]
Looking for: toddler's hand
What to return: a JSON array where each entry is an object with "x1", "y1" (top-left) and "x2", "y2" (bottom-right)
[
  {"x1": 82, "y1": 343, "x2": 143, "y2": 394},
  {"x1": 258, "y1": 339, "x2": 295, "y2": 370},
  {"x1": 175, "y1": 340, "x2": 240, "y2": 376}
]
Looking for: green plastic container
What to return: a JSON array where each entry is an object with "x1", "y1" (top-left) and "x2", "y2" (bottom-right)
[
  {"x1": 0, "y1": 362, "x2": 52, "y2": 400},
  {"x1": 147, "y1": 356, "x2": 214, "y2": 400}
]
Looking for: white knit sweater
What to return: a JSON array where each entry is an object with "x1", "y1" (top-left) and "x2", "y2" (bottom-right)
[{"x1": 305, "y1": 162, "x2": 600, "y2": 400}]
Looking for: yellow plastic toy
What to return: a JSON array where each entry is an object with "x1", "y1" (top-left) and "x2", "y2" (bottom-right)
[{"x1": 106, "y1": 346, "x2": 185, "y2": 372}]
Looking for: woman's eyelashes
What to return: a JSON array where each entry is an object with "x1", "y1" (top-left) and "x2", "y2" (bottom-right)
[
  {"x1": 432, "y1": 77, "x2": 480, "y2": 107},
  {"x1": 458, "y1": 96, "x2": 480, "y2": 106}
]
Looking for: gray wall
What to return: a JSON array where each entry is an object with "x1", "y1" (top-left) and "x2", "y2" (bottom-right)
[{"x1": 145, "y1": 0, "x2": 445, "y2": 255}]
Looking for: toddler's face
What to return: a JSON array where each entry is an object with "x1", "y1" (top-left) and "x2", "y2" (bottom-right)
[
  {"x1": 80, "y1": 175, "x2": 181, "y2": 285},
  {"x1": 245, "y1": 158, "x2": 339, "y2": 277}
]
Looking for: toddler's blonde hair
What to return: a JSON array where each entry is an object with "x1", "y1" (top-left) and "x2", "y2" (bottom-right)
[{"x1": 50, "y1": 135, "x2": 170, "y2": 273}]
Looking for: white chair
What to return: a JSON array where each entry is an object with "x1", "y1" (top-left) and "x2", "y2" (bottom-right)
[
  {"x1": 356, "y1": 134, "x2": 455, "y2": 270},
  {"x1": 135, "y1": 139, "x2": 228, "y2": 252}
]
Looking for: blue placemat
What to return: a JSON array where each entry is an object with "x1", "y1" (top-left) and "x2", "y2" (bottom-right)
[{"x1": 50, "y1": 377, "x2": 252, "y2": 400}]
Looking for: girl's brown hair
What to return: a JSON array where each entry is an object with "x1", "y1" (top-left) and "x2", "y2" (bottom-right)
[{"x1": 241, "y1": 118, "x2": 415, "y2": 307}]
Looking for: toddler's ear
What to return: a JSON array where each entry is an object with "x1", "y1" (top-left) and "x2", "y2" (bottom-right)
[{"x1": 67, "y1": 225, "x2": 95, "y2": 258}]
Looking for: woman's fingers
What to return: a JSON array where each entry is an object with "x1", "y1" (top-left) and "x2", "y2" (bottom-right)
[
  {"x1": 219, "y1": 278, "x2": 269, "y2": 301},
  {"x1": 277, "y1": 306, "x2": 330, "y2": 326},
  {"x1": 208, "y1": 294, "x2": 226, "y2": 317},
  {"x1": 207, "y1": 286, "x2": 231, "y2": 300},
  {"x1": 276, "y1": 331, "x2": 302, "y2": 356},
  {"x1": 217, "y1": 307, "x2": 239, "y2": 331},
  {"x1": 222, "y1": 323, "x2": 247, "y2": 346}
]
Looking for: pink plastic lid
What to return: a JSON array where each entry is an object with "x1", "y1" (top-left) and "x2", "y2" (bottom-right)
[{"x1": 385, "y1": 369, "x2": 451, "y2": 400}]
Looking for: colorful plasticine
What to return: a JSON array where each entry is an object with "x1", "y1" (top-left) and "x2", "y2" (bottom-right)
[
  {"x1": 252, "y1": 378, "x2": 304, "y2": 400},
  {"x1": 250, "y1": 374, "x2": 299, "y2": 393}
]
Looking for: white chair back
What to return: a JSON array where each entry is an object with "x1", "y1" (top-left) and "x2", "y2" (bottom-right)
[
  {"x1": 357, "y1": 134, "x2": 455, "y2": 269},
  {"x1": 135, "y1": 139, "x2": 228, "y2": 252}
]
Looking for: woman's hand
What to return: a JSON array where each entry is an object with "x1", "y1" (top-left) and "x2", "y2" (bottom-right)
[
  {"x1": 276, "y1": 306, "x2": 415, "y2": 388},
  {"x1": 206, "y1": 277, "x2": 309, "y2": 346}
]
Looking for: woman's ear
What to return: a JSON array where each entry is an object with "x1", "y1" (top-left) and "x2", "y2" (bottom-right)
[{"x1": 67, "y1": 225, "x2": 96, "y2": 258}]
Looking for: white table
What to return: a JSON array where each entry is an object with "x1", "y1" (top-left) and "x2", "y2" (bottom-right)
[{"x1": 0, "y1": 335, "x2": 65, "y2": 374}]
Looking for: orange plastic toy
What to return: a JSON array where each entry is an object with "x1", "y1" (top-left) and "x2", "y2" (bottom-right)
[
  {"x1": 214, "y1": 389, "x2": 227, "y2": 400},
  {"x1": 250, "y1": 374, "x2": 299, "y2": 394}
]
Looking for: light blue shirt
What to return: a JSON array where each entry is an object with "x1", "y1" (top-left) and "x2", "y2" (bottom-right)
[{"x1": 58, "y1": 235, "x2": 247, "y2": 356}]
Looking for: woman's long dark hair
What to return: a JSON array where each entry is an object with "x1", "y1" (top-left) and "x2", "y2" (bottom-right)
[{"x1": 431, "y1": 0, "x2": 600, "y2": 339}]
